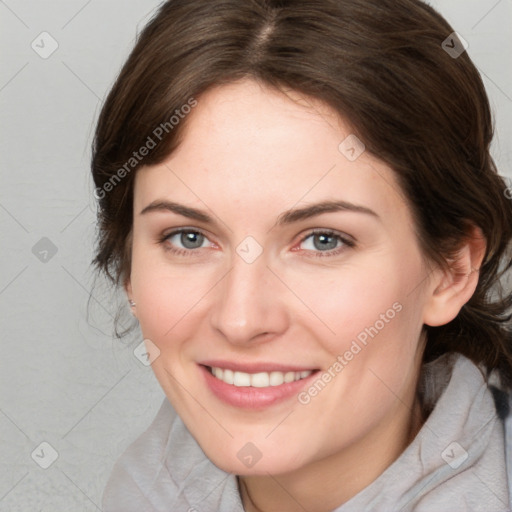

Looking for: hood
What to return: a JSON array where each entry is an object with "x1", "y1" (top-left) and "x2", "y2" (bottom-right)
[{"x1": 102, "y1": 352, "x2": 511, "y2": 511}]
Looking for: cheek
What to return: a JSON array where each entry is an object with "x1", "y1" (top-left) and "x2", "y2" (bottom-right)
[
  {"x1": 129, "y1": 244, "x2": 212, "y2": 340},
  {"x1": 131, "y1": 248, "x2": 226, "y2": 360},
  {"x1": 286, "y1": 257, "x2": 410, "y2": 356},
  {"x1": 129, "y1": 255, "x2": 215, "y2": 400},
  {"x1": 287, "y1": 250, "x2": 425, "y2": 409},
  {"x1": 306, "y1": 270, "x2": 424, "y2": 420},
  {"x1": 135, "y1": 279, "x2": 209, "y2": 344}
]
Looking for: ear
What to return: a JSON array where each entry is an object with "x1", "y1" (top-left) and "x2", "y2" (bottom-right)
[
  {"x1": 125, "y1": 278, "x2": 137, "y2": 316},
  {"x1": 422, "y1": 225, "x2": 486, "y2": 327}
]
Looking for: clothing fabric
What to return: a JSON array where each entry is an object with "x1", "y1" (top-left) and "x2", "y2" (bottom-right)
[{"x1": 103, "y1": 353, "x2": 512, "y2": 511}]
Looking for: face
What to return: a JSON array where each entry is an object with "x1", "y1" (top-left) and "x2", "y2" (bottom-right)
[{"x1": 128, "y1": 79, "x2": 433, "y2": 476}]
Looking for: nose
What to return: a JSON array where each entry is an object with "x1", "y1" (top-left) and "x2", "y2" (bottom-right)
[{"x1": 209, "y1": 251, "x2": 290, "y2": 346}]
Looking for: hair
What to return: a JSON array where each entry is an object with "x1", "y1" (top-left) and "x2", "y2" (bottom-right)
[{"x1": 91, "y1": 0, "x2": 512, "y2": 387}]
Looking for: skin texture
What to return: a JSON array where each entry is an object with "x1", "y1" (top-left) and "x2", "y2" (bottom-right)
[{"x1": 126, "y1": 79, "x2": 485, "y2": 512}]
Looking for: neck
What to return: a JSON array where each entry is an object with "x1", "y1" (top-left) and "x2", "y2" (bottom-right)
[{"x1": 239, "y1": 393, "x2": 425, "y2": 512}]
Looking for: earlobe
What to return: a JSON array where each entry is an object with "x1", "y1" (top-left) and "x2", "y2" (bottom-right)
[
  {"x1": 125, "y1": 279, "x2": 137, "y2": 315},
  {"x1": 422, "y1": 226, "x2": 486, "y2": 327}
]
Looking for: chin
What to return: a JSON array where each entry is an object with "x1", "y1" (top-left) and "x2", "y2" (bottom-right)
[{"x1": 203, "y1": 441, "x2": 306, "y2": 477}]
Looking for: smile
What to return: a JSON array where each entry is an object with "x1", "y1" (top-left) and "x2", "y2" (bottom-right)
[
  {"x1": 200, "y1": 363, "x2": 320, "y2": 409},
  {"x1": 209, "y1": 366, "x2": 314, "y2": 387}
]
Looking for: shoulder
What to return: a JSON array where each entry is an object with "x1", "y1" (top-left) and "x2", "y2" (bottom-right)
[
  {"x1": 101, "y1": 397, "x2": 243, "y2": 512},
  {"x1": 499, "y1": 387, "x2": 512, "y2": 510},
  {"x1": 487, "y1": 365, "x2": 512, "y2": 511},
  {"x1": 101, "y1": 398, "x2": 184, "y2": 512}
]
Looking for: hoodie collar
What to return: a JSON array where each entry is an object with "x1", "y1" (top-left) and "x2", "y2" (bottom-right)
[{"x1": 151, "y1": 352, "x2": 509, "y2": 511}]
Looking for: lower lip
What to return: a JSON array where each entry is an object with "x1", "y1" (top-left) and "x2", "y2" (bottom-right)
[{"x1": 199, "y1": 365, "x2": 319, "y2": 409}]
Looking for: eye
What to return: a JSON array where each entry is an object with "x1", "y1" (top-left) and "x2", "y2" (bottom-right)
[
  {"x1": 160, "y1": 228, "x2": 213, "y2": 255},
  {"x1": 297, "y1": 229, "x2": 354, "y2": 257},
  {"x1": 158, "y1": 228, "x2": 353, "y2": 258}
]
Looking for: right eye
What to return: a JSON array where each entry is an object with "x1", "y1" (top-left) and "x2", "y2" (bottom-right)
[{"x1": 159, "y1": 228, "x2": 214, "y2": 255}]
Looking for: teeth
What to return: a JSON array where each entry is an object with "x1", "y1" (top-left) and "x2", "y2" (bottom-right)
[
  {"x1": 284, "y1": 371, "x2": 295, "y2": 383},
  {"x1": 269, "y1": 371, "x2": 284, "y2": 386},
  {"x1": 251, "y1": 372, "x2": 269, "y2": 388},
  {"x1": 210, "y1": 367, "x2": 313, "y2": 387},
  {"x1": 223, "y1": 369, "x2": 234, "y2": 385},
  {"x1": 233, "y1": 371, "x2": 251, "y2": 387}
]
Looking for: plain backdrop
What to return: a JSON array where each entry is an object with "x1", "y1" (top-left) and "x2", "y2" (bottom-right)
[{"x1": 1, "y1": 0, "x2": 511, "y2": 510}]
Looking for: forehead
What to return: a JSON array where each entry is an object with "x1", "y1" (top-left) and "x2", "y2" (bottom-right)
[{"x1": 134, "y1": 79, "x2": 409, "y2": 225}]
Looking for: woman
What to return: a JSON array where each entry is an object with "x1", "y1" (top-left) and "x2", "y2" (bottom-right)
[{"x1": 91, "y1": 0, "x2": 512, "y2": 510}]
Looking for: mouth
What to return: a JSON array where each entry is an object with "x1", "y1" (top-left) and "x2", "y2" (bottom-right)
[
  {"x1": 199, "y1": 363, "x2": 320, "y2": 409},
  {"x1": 207, "y1": 366, "x2": 315, "y2": 387}
]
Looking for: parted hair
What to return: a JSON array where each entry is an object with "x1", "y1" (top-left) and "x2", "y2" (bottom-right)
[{"x1": 91, "y1": 0, "x2": 512, "y2": 387}]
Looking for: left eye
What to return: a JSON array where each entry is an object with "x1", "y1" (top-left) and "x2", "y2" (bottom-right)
[{"x1": 299, "y1": 231, "x2": 349, "y2": 252}]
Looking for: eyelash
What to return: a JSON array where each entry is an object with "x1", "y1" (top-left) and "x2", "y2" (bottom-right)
[
  {"x1": 294, "y1": 228, "x2": 355, "y2": 258},
  {"x1": 158, "y1": 228, "x2": 355, "y2": 258}
]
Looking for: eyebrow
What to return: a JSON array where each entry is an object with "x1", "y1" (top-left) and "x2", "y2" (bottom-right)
[{"x1": 139, "y1": 199, "x2": 379, "y2": 225}]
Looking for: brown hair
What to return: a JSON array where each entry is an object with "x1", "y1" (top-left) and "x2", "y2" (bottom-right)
[{"x1": 91, "y1": 0, "x2": 512, "y2": 386}]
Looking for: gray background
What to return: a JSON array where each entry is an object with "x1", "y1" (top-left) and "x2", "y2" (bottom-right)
[{"x1": 1, "y1": 0, "x2": 511, "y2": 510}]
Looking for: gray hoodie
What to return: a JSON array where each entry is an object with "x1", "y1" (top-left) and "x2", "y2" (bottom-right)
[{"x1": 103, "y1": 353, "x2": 512, "y2": 511}]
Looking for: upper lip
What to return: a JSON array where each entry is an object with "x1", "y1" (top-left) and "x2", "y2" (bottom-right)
[{"x1": 199, "y1": 360, "x2": 319, "y2": 373}]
